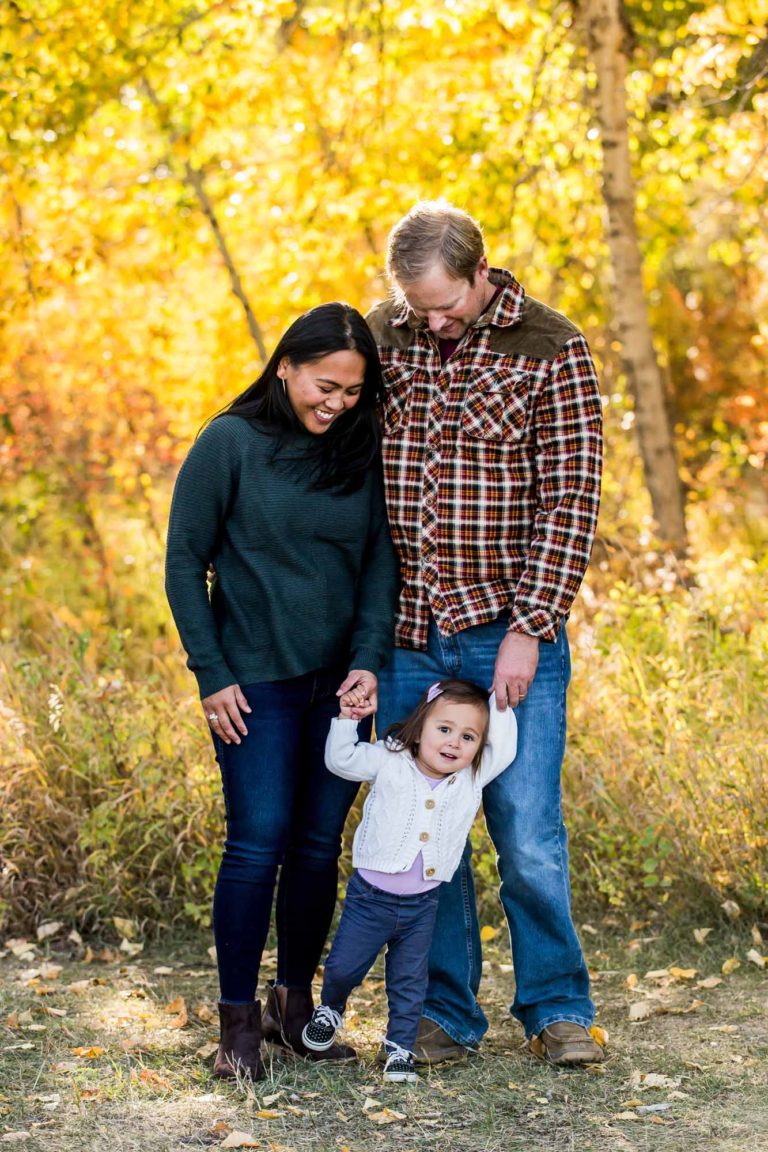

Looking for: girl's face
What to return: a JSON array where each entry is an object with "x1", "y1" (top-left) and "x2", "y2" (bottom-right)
[
  {"x1": 279, "y1": 350, "x2": 366, "y2": 435},
  {"x1": 415, "y1": 700, "x2": 487, "y2": 779}
]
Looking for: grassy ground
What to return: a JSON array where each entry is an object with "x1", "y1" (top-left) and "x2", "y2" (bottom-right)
[{"x1": 1, "y1": 917, "x2": 767, "y2": 1152}]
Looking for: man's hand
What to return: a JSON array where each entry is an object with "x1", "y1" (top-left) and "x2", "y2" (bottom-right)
[
  {"x1": 201, "y1": 684, "x2": 252, "y2": 744},
  {"x1": 492, "y1": 632, "x2": 539, "y2": 710},
  {"x1": 336, "y1": 669, "x2": 378, "y2": 719}
]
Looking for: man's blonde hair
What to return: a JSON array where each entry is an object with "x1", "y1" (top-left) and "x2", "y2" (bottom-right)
[{"x1": 386, "y1": 200, "x2": 485, "y2": 286}]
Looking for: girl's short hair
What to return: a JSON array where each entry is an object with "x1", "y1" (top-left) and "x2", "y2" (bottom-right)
[{"x1": 384, "y1": 678, "x2": 491, "y2": 775}]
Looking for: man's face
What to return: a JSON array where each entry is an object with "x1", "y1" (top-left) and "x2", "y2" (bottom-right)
[{"x1": 398, "y1": 258, "x2": 492, "y2": 341}]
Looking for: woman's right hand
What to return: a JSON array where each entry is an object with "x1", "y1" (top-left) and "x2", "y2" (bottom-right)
[{"x1": 201, "y1": 684, "x2": 251, "y2": 745}]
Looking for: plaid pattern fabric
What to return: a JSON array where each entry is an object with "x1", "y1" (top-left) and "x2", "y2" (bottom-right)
[{"x1": 373, "y1": 269, "x2": 603, "y2": 649}]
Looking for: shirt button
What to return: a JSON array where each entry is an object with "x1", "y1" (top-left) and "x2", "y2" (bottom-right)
[
  {"x1": 419, "y1": 831, "x2": 430, "y2": 842},
  {"x1": 425, "y1": 867, "x2": 436, "y2": 877},
  {"x1": 425, "y1": 799, "x2": 436, "y2": 809}
]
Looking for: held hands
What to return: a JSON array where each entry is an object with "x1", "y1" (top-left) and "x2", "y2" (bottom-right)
[
  {"x1": 336, "y1": 669, "x2": 378, "y2": 720},
  {"x1": 201, "y1": 684, "x2": 252, "y2": 744},
  {"x1": 491, "y1": 631, "x2": 539, "y2": 710}
]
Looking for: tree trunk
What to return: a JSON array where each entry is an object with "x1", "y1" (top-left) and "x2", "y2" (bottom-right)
[{"x1": 580, "y1": 0, "x2": 688, "y2": 553}]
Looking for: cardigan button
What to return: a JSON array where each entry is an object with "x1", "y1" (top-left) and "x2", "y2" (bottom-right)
[
  {"x1": 425, "y1": 799, "x2": 436, "y2": 809},
  {"x1": 425, "y1": 867, "x2": 436, "y2": 877},
  {"x1": 419, "y1": 831, "x2": 429, "y2": 842}
]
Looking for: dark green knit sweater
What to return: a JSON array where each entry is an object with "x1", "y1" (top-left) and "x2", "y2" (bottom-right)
[{"x1": 165, "y1": 415, "x2": 399, "y2": 698}]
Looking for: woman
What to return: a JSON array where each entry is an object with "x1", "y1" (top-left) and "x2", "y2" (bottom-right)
[{"x1": 165, "y1": 303, "x2": 398, "y2": 1080}]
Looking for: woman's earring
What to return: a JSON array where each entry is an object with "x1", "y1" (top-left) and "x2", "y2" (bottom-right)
[{"x1": 279, "y1": 376, "x2": 287, "y2": 394}]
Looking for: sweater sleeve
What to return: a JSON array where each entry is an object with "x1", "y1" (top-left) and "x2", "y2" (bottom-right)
[
  {"x1": 325, "y1": 717, "x2": 393, "y2": 781},
  {"x1": 164, "y1": 419, "x2": 239, "y2": 698},
  {"x1": 346, "y1": 464, "x2": 400, "y2": 676},
  {"x1": 477, "y1": 695, "x2": 518, "y2": 786}
]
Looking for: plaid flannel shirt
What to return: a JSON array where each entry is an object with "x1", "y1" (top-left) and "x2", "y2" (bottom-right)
[{"x1": 366, "y1": 268, "x2": 603, "y2": 650}]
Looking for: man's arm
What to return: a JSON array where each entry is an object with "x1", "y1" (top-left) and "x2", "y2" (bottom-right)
[{"x1": 492, "y1": 334, "x2": 602, "y2": 709}]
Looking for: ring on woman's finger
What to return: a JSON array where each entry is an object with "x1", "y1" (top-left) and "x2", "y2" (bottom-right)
[{"x1": 208, "y1": 712, "x2": 219, "y2": 722}]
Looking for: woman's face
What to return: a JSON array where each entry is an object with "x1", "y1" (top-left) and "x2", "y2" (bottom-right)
[{"x1": 279, "y1": 350, "x2": 366, "y2": 435}]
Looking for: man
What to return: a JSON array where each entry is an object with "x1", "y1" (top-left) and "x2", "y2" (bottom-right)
[{"x1": 366, "y1": 201, "x2": 604, "y2": 1066}]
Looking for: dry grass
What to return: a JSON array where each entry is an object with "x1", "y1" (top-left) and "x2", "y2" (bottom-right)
[{"x1": 1, "y1": 920, "x2": 767, "y2": 1152}]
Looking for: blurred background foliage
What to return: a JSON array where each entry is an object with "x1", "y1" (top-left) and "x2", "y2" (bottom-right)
[{"x1": 1, "y1": 0, "x2": 766, "y2": 935}]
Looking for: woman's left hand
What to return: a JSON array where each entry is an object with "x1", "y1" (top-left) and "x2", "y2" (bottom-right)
[{"x1": 336, "y1": 669, "x2": 378, "y2": 718}]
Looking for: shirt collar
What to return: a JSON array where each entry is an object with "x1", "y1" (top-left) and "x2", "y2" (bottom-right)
[{"x1": 389, "y1": 267, "x2": 525, "y2": 331}]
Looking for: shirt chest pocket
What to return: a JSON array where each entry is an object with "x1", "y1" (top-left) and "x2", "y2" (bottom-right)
[
  {"x1": 380, "y1": 363, "x2": 414, "y2": 437},
  {"x1": 461, "y1": 369, "x2": 531, "y2": 443}
]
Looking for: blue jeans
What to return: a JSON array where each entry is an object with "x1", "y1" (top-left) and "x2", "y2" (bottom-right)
[
  {"x1": 212, "y1": 669, "x2": 363, "y2": 1002},
  {"x1": 321, "y1": 871, "x2": 441, "y2": 1050},
  {"x1": 377, "y1": 615, "x2": 593, "y2": 1043}
]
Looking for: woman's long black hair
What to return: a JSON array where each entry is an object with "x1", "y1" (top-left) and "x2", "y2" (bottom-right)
[{"x1": 219, "y1": 302, "x2": 384, "y2": 493}]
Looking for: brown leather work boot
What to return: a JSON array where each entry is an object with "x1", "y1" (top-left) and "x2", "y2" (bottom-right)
[
  {"x1": 213, "y1": 1000, "x2": 264, "y2": 1080},
  {"x1": 261, "y1": 982, "x2": 356, "y2": 1061},
  {"x1": 528, "y1": 1021, "x2": 605, "y2": 1066},
  {"x1": 375, "y1": 1016, "x2": 468, "y2": 1066}
]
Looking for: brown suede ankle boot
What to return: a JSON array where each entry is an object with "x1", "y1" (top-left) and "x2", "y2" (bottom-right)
[
  {"x1": 261, "y1": 982, "x2": 356, "y2": 1061},
  {"x1": 213, "y1": 1000, "x2": 265, "y2": 1080}
]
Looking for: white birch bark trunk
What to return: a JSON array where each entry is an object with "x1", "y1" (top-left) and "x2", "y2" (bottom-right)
[{"x1": 580, "y1": 0, "x2": 688, "y2": 553}]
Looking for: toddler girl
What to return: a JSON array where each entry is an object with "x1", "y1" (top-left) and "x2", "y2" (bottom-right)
[{"x1": 301, "y1": 678, "x2": 518, "y2": 1083}]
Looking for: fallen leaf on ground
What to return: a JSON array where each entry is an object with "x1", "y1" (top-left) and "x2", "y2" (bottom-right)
[
  {"x1": 669, "y1": 967, "x2": 697, "y2": 980},
  {"x1": 720, "y1": 900, "x2": 740, "y2": 920},
  {"x1": 263, "y1": 1092, "x2": 283, "y2": 1106},
  {"x1": 644, "y1": 968, "x2": 669, "y2": 981},
  {"x1": 709, "y1": 1024, "x2": 739, "y2": 1033},
  {"x1": 70, "y1": 1046, "x2": 105, "y2": 1059},
  {"x1": 163, "y1": 996, "x2": 188, "y2": 1028},
  {"x1": 368, "y1": 1109, "x2": 407, "y2": 1124},
  {"x1": 195, "y1": 1004, "x2": 215, "y2": 1022},
  {"x1": 77, "y1": 1088, "x2": 101, "y2": 1101},
  {"x1": 721, "y1": 957, "x2": 741, "y2": 975},
  {"x1": 751, "y1": 924, "x2": 765, "y2": 948},
  {"x1": 254, "y1": 1110, "x2": 281, "y2": 1120},
  {"x1": 613, "y1": 1112, "x2": 640, "y2": 1121},
  {"x1": 625, "y1": 973, "x2": 638, "y2": 989},
  {"x1": 479, "y1": 925, "x2": 500, "y2": 942},
  {"x1": 746, "y1": 949, "x2": 766, "y2": 969},
  {"x1": 113, "y1": 917, "x2": 138, "y2": 939},
  {"x1": 68, "y1": 930, "x2": 83, "y2": 947},
  {"x1": 590, "y1": 1025, "x2": 608, "y2": 1047},
  {"x1": 36, "y1": 922, "x2": 63, "y2": 942},
  {"x1": 693, "y1": 927, "x2": 713, "y2": 944},
  {"x1": 581, "y1": 923, "x2": 598, "y2": 936},
  {"x1": 207, "y1": 946, "x2": 218, "y2": 963},
  {"x1": 220, "y1": 1133, "x2": 259, "y2": 1148},
  {"x1": 629, "y1": 1071, "x2": 680, "y2": 1090},
  {"x1": 120, "y1": 938, "x2": 144, "y2": 958},
  {"x1": 629, "y1": 1001, "x2": 654, "y2": 1021},
  {"x1": 132, "y1": 1068, "x2": 172, "y2": 1091},
  {"x1": 195, "y1": 1041, "x2": 219, "y2": 1060},
  {"x1": 6, "y1": 940, "x2": 35, "y2": 959},
  {"x1": 362, "y1": 1097, "x2": 382, "y2": 1111},
  {"x1": 5, "y1": 1012, "x2": 18, "y2": 1028},
  {"x1": 0, "y1": 1133, "x2": 31, "y2": 1143},
  {"x1": 697, "y1": 976, "x2": 723, "y2": 989},
  {"x1": 154, "y1": 966, "x2": 174, "y2": 976}
]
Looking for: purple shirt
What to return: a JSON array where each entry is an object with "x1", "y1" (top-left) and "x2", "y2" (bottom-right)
[{"x1": 358, "y1": 772, "x2": 442, "y2": 894}]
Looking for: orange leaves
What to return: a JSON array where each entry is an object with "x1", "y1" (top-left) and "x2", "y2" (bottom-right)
[{"x1": 163, "y1": 996, "x2": 189, "y2": 1029}]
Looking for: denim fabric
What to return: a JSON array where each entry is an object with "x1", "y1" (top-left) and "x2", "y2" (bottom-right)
[
  {"x1": 321, "y1": 871, "x2": 440, "y2": 1050},
  {"x1": 376, "y1": 615, "x2": 594, "y2": 1043},
  {"x1": 212, "y1": 669, "x2": 363, "y2": 1002}
]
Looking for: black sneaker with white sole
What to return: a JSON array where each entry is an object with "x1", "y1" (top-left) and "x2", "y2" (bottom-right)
[
  {"x1": 301, "y1": 1005, "x2": 343, "y2": 1052},
  {"x1": 382, "y1": 1044, "x2": 418, "y2": 1083}
]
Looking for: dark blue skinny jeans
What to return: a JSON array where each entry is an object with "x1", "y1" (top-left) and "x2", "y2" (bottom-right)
[
  {"x1": 211, "y1": 669, "x2": 363, "y2": 1003},
  {"x1": 321, "y1": 871, "x2": 441, "y2": 1050}
]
